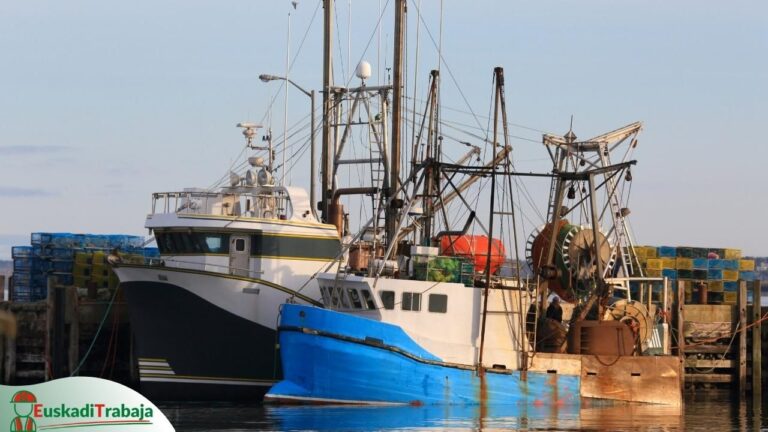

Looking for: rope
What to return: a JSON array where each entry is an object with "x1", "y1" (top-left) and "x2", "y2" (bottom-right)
[{"x1": 70, "y1": 287, "x2": 119, "y2": 376}]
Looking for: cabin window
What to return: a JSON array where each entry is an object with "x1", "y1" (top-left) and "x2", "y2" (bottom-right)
[
  {"x1": 402, "y1": 292, "x2": 421, "y2": 311},
  {"x1": 347, "y1": 289, "x2": 363, "y2": 309},
  {"x1": 380, "y1": 291, "x2": 395, "y2": 310},
  {"x1": 339, "y1": 288, "x2": 351, "y2": 309},
  {"x1": 155, "y1": 232, "x2": 230, "y2": 254},
  {"x1": 361, "y1": 290, "x2": 376, "y2": 309},
  {"x1": 203, "y1": 234, "x2": 228, "y2": 253},
  {"x1": 428, "y1": 294, "x2": 448, "y2": 313},
  {"x1": 235, "y1": 238, "x2": 246, "y2": 252},
  {"x1": 319, "y1": 286, "x2": 330, "y2": 305},
  {"x1": 330, "y1": 286, "x2": 341, "y2": 308}
]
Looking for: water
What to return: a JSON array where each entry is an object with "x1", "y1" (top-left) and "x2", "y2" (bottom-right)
[{"x1": 160, "y1": 394, "x2": 768, "y2": 431}]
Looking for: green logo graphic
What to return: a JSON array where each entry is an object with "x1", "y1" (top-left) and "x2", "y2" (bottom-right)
[{"x1": 9, "y1": 390, "x2": 37, "y2": 432}]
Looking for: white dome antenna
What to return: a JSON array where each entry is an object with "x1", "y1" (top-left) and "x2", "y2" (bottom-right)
[
  {"x1": 229, "y1": 171, "x2": 242, "y2": 187},
  {"x1": 237, "y1": 122, "x2": 262, "y2": 147},
  {"x1": 355, "y1": 61, "x2": 372, "y2": 83}
]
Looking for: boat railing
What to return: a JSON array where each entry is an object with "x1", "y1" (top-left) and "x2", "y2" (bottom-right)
[
  {"x1": 150, "y1": 189, "x2": 290, "y2": 219},
  {"x1": 144, "y1": 255, "x2": 265, "y2": 279}
]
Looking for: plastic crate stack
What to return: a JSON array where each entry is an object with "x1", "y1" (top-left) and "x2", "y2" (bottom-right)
[
  {"x1": 636, "y1": 245, "x2": 756, "y2": 305},
  {"x1": 10, "y1": 232, "x2": 151, "y2": 302}
]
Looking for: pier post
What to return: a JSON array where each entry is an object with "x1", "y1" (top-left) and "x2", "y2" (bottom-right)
[
  {"x1": 738, "y1": 281, "x2": 747, "y2": 399},
  {"x1": 67, "y1": 287, "x2": 79, "y2": 376},
  {"x1": 752, "y1": 280, "x2": 762, "y2": 400},
  {"x1": 4, "y1": 329, "x2": 15, "y2": 384},
  {"x1": 676, "y1": 280, "x2": 685, "y2": 356}
]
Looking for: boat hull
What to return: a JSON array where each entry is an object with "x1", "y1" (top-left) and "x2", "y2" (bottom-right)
[
  {"x1": 116, "y1": 265, "x2": 321, "y2": 401},
  {"x1": 265, "y1": 304, "x2": 580, "y2": 406}
]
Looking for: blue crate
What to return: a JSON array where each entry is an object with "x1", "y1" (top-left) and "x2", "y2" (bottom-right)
[
  {"x1": 692, "y1": 258, "x2": 708, "y2": 269},
  {"x1": 55, "y1": 273, "x2": 74, "y2": 286},
  {"x1": 707, "y1": 269, "x2": 723, "y2": 280},
  {"x1": 708, "y1": 259, "x2": 724, "y2": 269},
  {"x1": 657, "y1": 246, "x2": 677, "y2": 258},
  {"x1": 12, "y1": 272, "x2": 32, "y2": 285},
  {"x1": 740, "y1": 271, "x2": 756, "y2": 281},
  {"x1": 13, "y1": 258, "x2": 33, "y2": 271},
  {"x1": 724, "y1": 281, "x2": 739, "y2": 292},
  {"x1": 11, "y1": 246, "x2": 33, "y2": 258},
  {"x1": 50, "y1": 260, "x2": 74, "y2": 272},
  {"x1": 662, "y1": 269, "x2": 677, "y2": 280},
  {"x1": 723, "y1": 260, "x2": 739, "y2": 270}
]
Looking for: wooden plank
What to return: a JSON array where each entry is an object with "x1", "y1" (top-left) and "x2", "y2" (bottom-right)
[
  {"x1": 580, "y1": 355, "x2": 682, "y2": 406},
  {"x1": 528, "y1": 352, "x2": 581, "y2": 376},
  {"x1": 14, "y1": 370, "x2": 45, "y2": 379},
  {"x1": 683, "y1": 344, "x2": 735, "y2": 355},
  {"x1": 685, "y1": 373, "x2": 733, "y2": 383},
  {"x1": 752, "y1": 280, "x2": 762, "y2": 400},
  {"x1": 683, "y1": 321, "x2": 732, "y2": 340},
  {"x1": 684, "y1": 305, "x2": 737, "y2": 323},
  {"x1": 15, "y1": 353, "x2": 45, "y2": 363},
  {"x1": 739, "y1": 281, "x2": 747, "y2": 398},
  {"x1": 684, "y1": 358, "x2": 736, "y2": 368}
]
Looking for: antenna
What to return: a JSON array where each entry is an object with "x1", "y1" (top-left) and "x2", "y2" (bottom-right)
[{"x1": 237, "y1": 122, "x2": 262, "y2": 148}]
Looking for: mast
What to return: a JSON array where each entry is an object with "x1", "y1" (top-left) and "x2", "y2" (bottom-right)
[
  {"x1": 320, "y1": 0, "x2": 334, "y2": 222},
  {"x1": 478, "y1": 67, "x2": 503, "y2": 370},
  {"x1": 421, "y1": 70, "x2": 439, "y2": 245},
  {"x1": 386, "y1": 0, "x2": 406, "y2": 246}
]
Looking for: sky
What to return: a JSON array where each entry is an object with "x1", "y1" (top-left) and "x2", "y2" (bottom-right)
[{"x1": 0, "y1": 0, "x2": 766, "y2": 259}]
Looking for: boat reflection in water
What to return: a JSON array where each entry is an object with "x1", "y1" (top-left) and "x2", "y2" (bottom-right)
[{"x1": 265, "y1": 401, "x2": 682, "y2": 431}]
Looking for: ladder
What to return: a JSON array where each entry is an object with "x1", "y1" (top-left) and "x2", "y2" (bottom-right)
[{"x1": 597, "y1": 145, "x2": 641, "y2": 278}]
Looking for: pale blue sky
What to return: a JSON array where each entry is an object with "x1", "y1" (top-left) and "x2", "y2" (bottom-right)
[{"x1": 0, "y1": 1, "x2": 766, "y2": 258}]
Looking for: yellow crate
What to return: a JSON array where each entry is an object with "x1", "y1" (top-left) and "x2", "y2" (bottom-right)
[
  {"x1": 646, "y1": 268, "x2": 662, "y2": 278},
  {"x1": 707, "y1": 280, "x2": 724, "y2": 292},
  {"x1": 643, "y1": 246, "x2": 658, "y2": 258},
  {"x1": 675, "y1": 258, "x2": 693, "y2": 270},
  {"x1": 724, "y1": 248, "x2": 741, "y2": 260},
  {"x1": 724, "y1": 292, "x2": 738, "y2": 304},
  {"x1": 74, "y1": 276, "x2": 89, "y2": 288},
  {"x1": 92, "y1": 251, "x2": 106, "y2": 265},
  {"x1": 74, "y1": 252, "x2": 91, "y2": 265},
  {"x1": 722, "y1": 269, "x2": 739, "y2": 281},
  {"x1": 73, "y1": 264, "x2": 92, "y2": 278},
  {"x1": 739, "y1": 260, "x2": 755, "y2": 271},
  {"x1": 646, "y1": 258, "x2": 663, "y2": 270},
  {"x1": 661, "y1": 258, "x2": 676, "y2": 269}
]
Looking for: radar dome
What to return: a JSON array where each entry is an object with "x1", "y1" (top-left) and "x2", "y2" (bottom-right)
[{"x1": 355, "y1": 61, "x2": 372, "y2": 80}]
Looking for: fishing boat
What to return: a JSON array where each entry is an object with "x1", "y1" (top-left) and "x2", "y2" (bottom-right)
[
  {"x1": 113, "y1": 124, "x2": 341, "y2": 401},
  {"x1": 265, "y1": 0, "x2": 682, "y2": 407}
]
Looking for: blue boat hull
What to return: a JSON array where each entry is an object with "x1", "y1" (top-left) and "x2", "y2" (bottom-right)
[{"x1": 266, "y1": 304, "x2": 580, "y2": 406}]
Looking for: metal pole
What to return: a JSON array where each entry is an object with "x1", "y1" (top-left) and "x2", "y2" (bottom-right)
[
  {"x1": 386, "y1": 0, "x2": 405, "y2": 245},
  {"x1": 321, "y1": 0, "x2": 334, "y2": 222},
  {"x1": 310, "y1": 89, "x2": 317, "y2": 218},
  {"x1": 479, "y1": 67, "x2": 502, "y2": 371}
]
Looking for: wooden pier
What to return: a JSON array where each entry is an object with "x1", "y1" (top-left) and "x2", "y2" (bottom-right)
[
  {"x1": 677, "y1": 280, "x2": 763, "y2": 395},
  {"x1": 0, "y1": 280, "x2": 134, "y2": 387}
]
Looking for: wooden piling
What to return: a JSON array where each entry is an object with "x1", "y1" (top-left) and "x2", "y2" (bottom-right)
[
  {"x1": 4, "y1": 329, "x2": 15, "y2": 384},
  {"x1": 752, "y1": 280, "x2": 762, "y2": 400},
  {"x1": 677, "y1": 280, "x2": 685, "y2": 357},
  {"x1": 738, "y1": 281, "x2": 747, "y2": 398}
]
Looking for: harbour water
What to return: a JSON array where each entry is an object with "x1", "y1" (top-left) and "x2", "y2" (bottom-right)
[{"x1": 160, "y1": 394, "x2": 767, "y2": 431}]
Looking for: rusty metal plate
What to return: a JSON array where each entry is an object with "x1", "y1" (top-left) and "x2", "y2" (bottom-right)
[{"x1": 580, "y1": 355, "x2": 683, "y2": 406}]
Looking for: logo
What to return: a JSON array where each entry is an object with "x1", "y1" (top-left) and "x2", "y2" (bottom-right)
[
  {"x1": 10, "y1": 390, "x2": 36, "y2": 432},
  {"x1": 1, "y1": 378, "x2": 172, "y2": 431}
]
